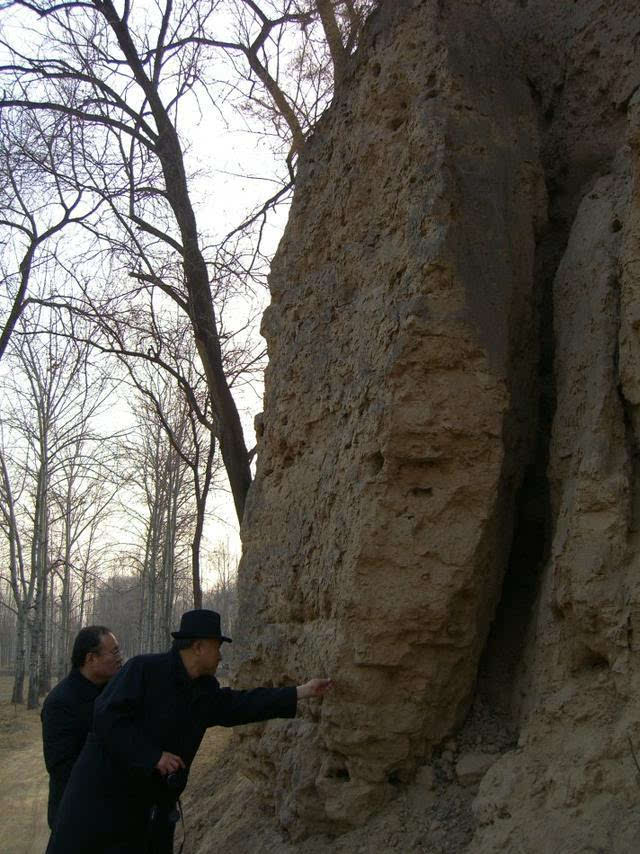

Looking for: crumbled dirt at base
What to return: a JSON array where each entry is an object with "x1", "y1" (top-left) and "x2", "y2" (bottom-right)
[{"x1": 183, "y1": 697, "x2": 516, "y2": 854}]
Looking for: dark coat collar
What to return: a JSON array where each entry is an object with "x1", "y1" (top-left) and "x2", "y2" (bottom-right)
[
  {"x1": 169, "y1": 645, "x2": 192, "y2": 687},
  {"x1": 68, "y1": 668, "x2": 104, "y2": 696}
]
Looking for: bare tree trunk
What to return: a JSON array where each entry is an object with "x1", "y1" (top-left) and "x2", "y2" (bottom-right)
[
  {"x1": 137, "y1": 549, "x2": 148, "y2": 656},
  {"x1": 0, "y1": 451, "x2": 30, "y2": 705},
  {"x1": 191, "y1": 514, "x2": 204, "y2": 610},
  {"x1": 27, "y1": 456, "x2": 48, "y2": 709},
  {"x1": 27, "y1": 608, "x2": 41, "y2": 708},
  {"x1": 11, "y1": 604, "x2": 27, "y2": 704},
  {"x1": 78, "y1": 561, "x2": 89, "y2": 627},
  {"x1": 98, "y1": 0, "x2": 251, "y2": 522},
  {"x1": 159, "y1": 455, "x2": 179, "y2": 648},
  {"x1": 38, "y1": 475, "x2": 52, "y2": 699},
  {"x1": 144, "y1": 498, "x2": 162, "y2": 653},
  {"x1": 40, "y1": 568, "x2": 53, "y2": 693},
  {"x1": 190, "y1": 434, "x2": 216, "y2": 610},
  {"x1": 57, "y1": 491, "x2": 73, "y2": 679},
  {"x1": 316, "y1": 0, "x2": 348, "y2": 79}
]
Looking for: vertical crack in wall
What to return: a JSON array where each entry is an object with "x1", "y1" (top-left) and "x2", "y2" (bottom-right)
[
  {"x1": 476, "y1": 92, "x2": 636, "y2": 733},
  {"x1": 473, "y1": 74, "x2": 589, "y2": 714},
  {"x1": 616, "y1": 282, "x2": 640, "y2": 539},
  {"x1": 476, "y1": 223, "x2": 558, "y2": 717}
]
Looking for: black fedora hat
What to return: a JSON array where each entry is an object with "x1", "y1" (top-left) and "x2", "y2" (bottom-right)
[{"x1": 171, "y1": 609, "x2": 232, "y2": 643}]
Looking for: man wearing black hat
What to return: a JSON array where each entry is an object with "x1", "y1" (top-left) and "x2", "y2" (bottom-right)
[{"x1": 47, "y1": 609, "x2": 331, "y2": 854}]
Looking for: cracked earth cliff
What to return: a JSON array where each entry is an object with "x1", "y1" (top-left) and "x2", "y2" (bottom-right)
[{"x1": 185, "y1": 1, "x2": 640, "y2": 851}]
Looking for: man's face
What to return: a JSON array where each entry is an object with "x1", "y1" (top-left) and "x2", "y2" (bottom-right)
[
  {"x1": 89, "y1": 632, "x2": 123, "y2": 683},
  {"x1": 196, "y1": 637, "x2": 222, "y2": 676}
]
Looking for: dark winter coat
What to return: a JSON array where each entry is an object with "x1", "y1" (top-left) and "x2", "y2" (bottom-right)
[
  {"x1": 41, "y1": 669, "x2": 104, "y2": 829},
  {"x1": 47, "y1": 647, "x2": 297, "y2": 854}
]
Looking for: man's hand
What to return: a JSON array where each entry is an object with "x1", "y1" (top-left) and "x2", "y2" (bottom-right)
[
  {"x1": 296, "y1": 678, "x2": 333, "y2": 700},
  {"x1": 155, "y1": 751, "x2": 186, "y2": 777}
]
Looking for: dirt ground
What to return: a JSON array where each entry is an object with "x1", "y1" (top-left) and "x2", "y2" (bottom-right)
[
  {"x1": 0, "y1": 673, "x2": 233, "y2": 854},
  {"x1": 0, "y1": 676, "x2": 50, "y2": 854}
]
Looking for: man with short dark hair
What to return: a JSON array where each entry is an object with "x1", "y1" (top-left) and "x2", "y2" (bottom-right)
[
  {"x1": 41, "y1": 626, "x2": 123, "y2": 830},
  {"x1": 48, "y1": 609, "x2": 331, "y2": 854}
]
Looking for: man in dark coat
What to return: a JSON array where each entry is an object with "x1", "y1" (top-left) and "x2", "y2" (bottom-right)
[
  {"x1": 41, "y1": 625, "x2": 123, "y2": 829},
  {"x1": 48, "y1": 609, "x2": 331, "y2": 854}
]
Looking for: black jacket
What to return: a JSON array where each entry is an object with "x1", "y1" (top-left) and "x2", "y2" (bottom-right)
[
  {"x1": 48, "y1": 648, "x2": 297, "y2": 853},
  {"x1": 41, "y1": 669, "x2": 104, "y2": 829}
]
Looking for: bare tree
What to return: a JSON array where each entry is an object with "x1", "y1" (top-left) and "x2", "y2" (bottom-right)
[
  {"x1": 0, "y1": 575, "x2": 18, "y2": 670},
  {"x1": 0, "y1": 436, "x2": 32, "y2": 702},
  {"x1": 0, "y1": 110, "x2": 99, "y2": 360},
  {"x1": 48, "y1": 427, "x2": 123, "y2": 680},
  {"x1": 0, "y1": 308, "x2": 119, "y2": 705},
  {"x1": 204, "y1": 539, "x2": 238, "y2": 638},
  {"x1": 119, "y1": 382, "x2": 203, "y2": 651},
  {"x1": 121, "y1": 348, "x2": 222, "y2": 611},
  {"x1": 62, "y1": 293, "x2": 229, "y2": 607},
  {"x1": 0, "y1": 0, "x2": 375, "y2": 520}
]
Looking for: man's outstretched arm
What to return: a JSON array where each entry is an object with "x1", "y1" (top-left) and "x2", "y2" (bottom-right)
[{"x1": 199, "y1": 677, "x2": 333, "y2": 728}]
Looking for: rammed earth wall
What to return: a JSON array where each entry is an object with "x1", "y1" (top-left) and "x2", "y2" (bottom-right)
[{"x1": 190, "y1": 1, "x2": 640, "y2": 850}]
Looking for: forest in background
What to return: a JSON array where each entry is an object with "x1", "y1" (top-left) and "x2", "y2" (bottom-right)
[
  {"x1": 0, "y1": 314, "x2": 240, "y2": 702},
  {"x1": 0, "y1": 0, "x2": 376, "y2": 707}
]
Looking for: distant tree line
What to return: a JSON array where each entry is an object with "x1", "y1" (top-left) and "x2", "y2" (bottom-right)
[
  {"x1": 93, "y1": 542, "x2": 238, "y2": 669},
  {"x1": 0, "y1": 541, "x2": 238, "y2": 685}
]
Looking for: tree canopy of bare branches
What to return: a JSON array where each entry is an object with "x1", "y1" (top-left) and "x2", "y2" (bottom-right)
[{"x1": 0, "y1": 0, "x2": 375, "y2": 521}]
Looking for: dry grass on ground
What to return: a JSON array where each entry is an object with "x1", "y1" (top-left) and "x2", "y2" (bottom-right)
[{"x1": 0, "y1": 675, "x2": 51, "y2": 854}]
